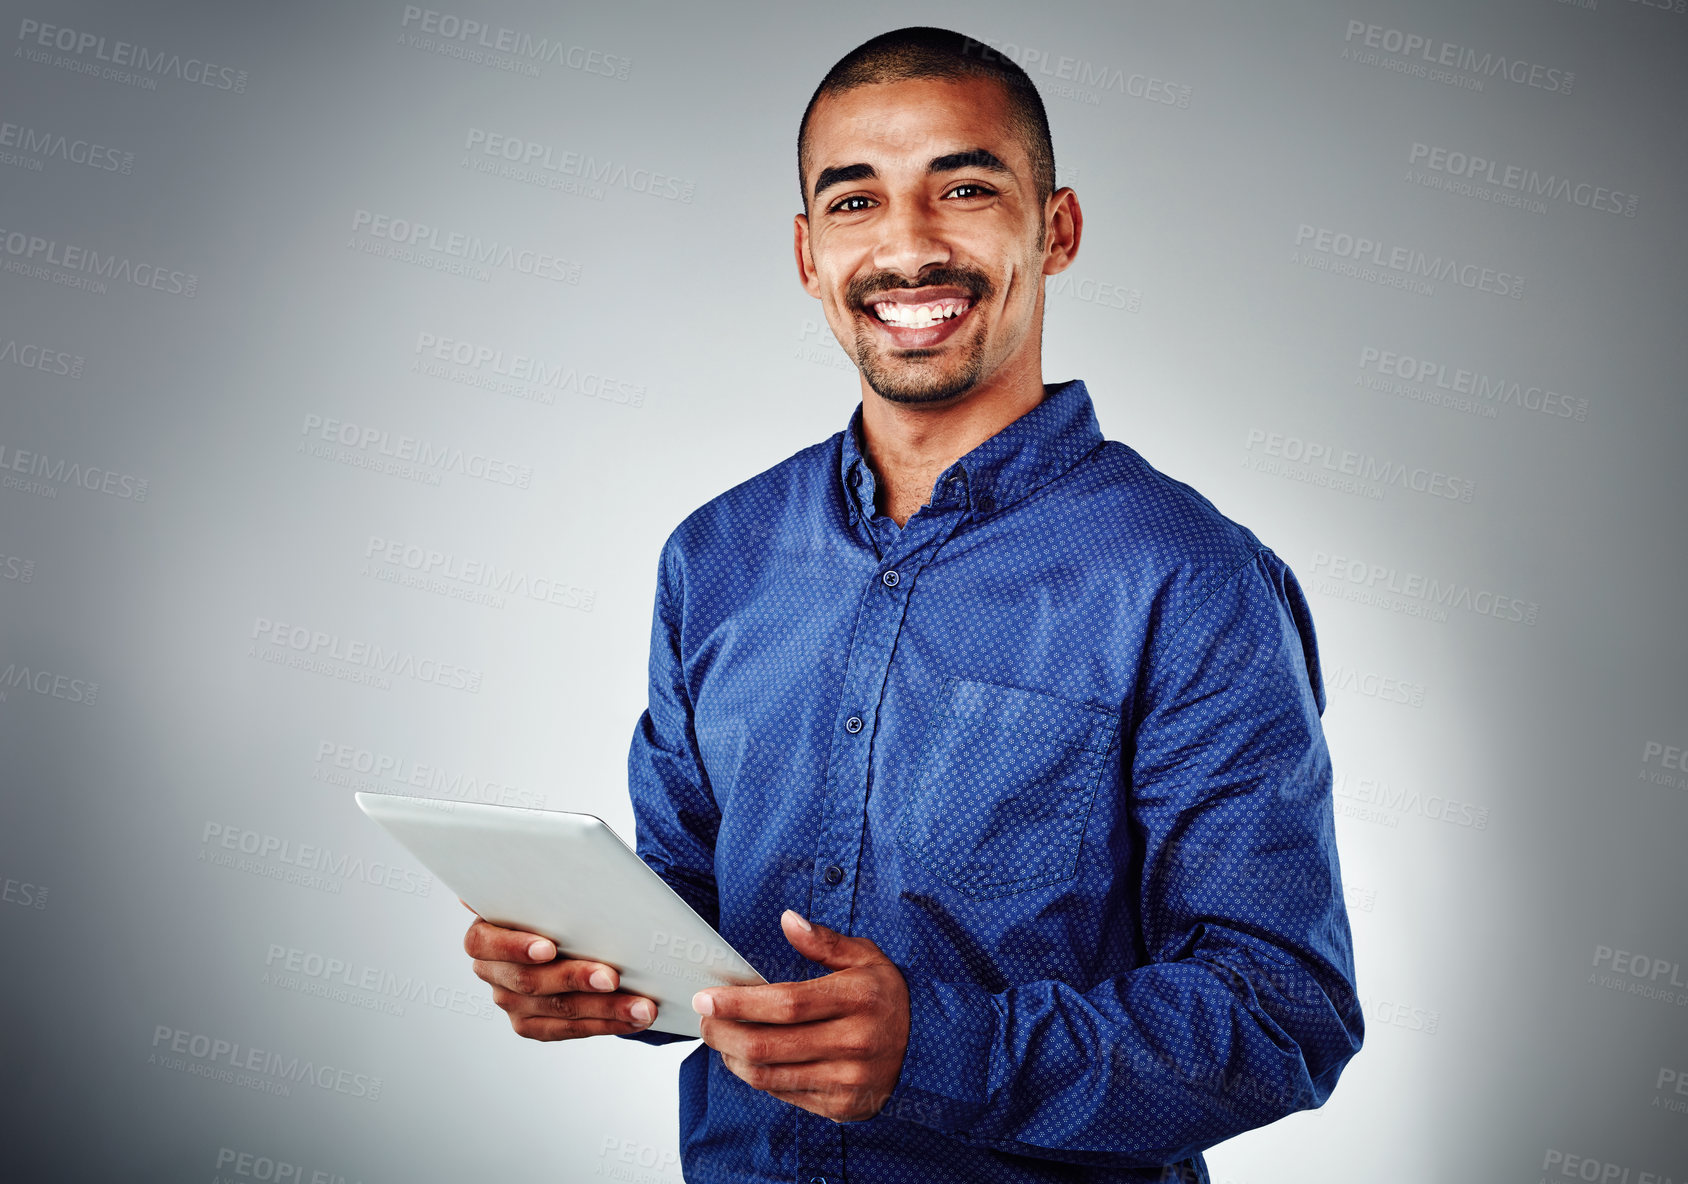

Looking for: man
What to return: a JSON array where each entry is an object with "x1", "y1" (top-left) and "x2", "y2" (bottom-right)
[{"x1": 463, "y1": 26, "x2": 1364, "y2": 1184}]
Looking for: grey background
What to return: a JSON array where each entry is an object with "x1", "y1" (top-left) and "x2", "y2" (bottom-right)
[{"x1": 1, "y1": 1, "x2": 1684, "y2": 1181}]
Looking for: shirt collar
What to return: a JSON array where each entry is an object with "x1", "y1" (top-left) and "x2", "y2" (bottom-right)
[{"x1": 837, "y1": 378, "x2": 1104, "y2": 521}]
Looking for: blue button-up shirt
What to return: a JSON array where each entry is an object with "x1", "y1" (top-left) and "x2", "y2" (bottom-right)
[{"x1": 622, "y1": 379, "x2": 1363, "y2": 1184}]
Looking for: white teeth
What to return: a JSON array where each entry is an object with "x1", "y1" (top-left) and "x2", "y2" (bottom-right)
[{"x1": 872, "y1": 300, "x2": 969, "y2": 327}]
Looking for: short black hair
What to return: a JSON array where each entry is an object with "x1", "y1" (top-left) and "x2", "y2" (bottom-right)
[{"x1": 797, "y1": 27, "x2": 1056, "y2": 215}]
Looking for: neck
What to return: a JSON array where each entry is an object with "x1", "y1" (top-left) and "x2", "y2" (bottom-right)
[{"x1": 857, "y1": 355, "x2": 1045, "y2": 527}]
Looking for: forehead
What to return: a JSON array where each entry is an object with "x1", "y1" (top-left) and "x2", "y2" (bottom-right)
[{"x1": 805, "y1": 74, "x2": 1026, "y2": 176}]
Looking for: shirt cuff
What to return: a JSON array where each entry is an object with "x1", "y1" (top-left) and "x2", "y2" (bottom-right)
[{"x1": 882, "y1": 972, "x2": 998, "y2": 1131}]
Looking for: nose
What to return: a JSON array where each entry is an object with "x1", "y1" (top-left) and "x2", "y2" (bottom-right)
[{"x1": 872, "y1": 195, "x2": 951, "y2": 282}]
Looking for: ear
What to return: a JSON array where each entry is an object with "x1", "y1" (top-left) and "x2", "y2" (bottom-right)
[
  {"x1": 794, "y1": 211, "x2": 822, "y2": 297},
  {"x1": 1041, "y1": 186, "x2": 1083, "y2": 277}
]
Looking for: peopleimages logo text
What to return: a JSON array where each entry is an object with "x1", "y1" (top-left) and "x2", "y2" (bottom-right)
[
  {"x1": 1343, "y1": 21, "x2": 1573, "y2": 94},
  {"x1": 0, "y1": 441, "x2": 148, "y2": 500},
  {"x1": 365, "y1": 535, "x2": 595, "y2": 612},
  {"x1": 413, "y1": 331, "x2": 646, "y2": 408},
  {"x1": 150, "y1": 1024, "x2": 380, "y2": 1100},
  {"x1": 313, "y1": 738, "x2": 549, "y2": 809},
  {"x1": 1408, "y1": 143, "x2": 1637, "y2": 217},
  {"x1": 350, "y1": 209, "x2": 580, "y2": 283},
  {"x1": 463, "y1": 130, "x2": 694, "y2": 202},
  {"x1": 201, "y1": 821, "x2": 433, "y2": 897},
  {"x1": 1358, "y1": 347, "x2": 1588, "y2": 421},
  {"x1": 0, "y1": 118, "x2": 133, "y2": 173},
  {"x1": 250, "y1": 616, "x2": 484, "y2": 693},
  {"x1": 1244, "y1": 429, "x2": 1476, "y2": 502},
  {"x1": 961, "y1": 33, "x2": 1192, "y2": 107},
  {"x1": 300, "y1": 413, "x2": 532, "y2": 489},
  {"x1": 1310, "y1": 551, "x2": 1540, "y2": 626},
  {"x1": 0, "y1": 224, "x2": 197, "y2": 295},
  {"x1": 1, "y1": 336, "x2": 84, "y2": 377},
  {"x1": 399, "y1": 6, "x2": 630, "y2": 78},
  {"x1": 0, "y1": 663, "x2": 98, "y2": 706},
  {"x1": 1295, "y1": 225, "x2": 1523, "y2": 298},
  {"x1": 16, "y1": 18, "x2": 249, "y2": 91},
  {"x1": 263, "y1": 943, "x2": 497, "y2": 1021}
]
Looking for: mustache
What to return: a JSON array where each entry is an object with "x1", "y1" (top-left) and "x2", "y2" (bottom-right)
[{"x1": 847, "y1": 266, "x2": 994, "y2": 307}]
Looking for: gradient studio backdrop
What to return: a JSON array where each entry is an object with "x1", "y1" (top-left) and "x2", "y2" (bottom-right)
[{"x1": 1, "y1": 0, "x2": 1684, "y2": 1180}]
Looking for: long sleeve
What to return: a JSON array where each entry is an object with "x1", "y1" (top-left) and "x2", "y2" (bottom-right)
[
  {"x1": 618, "y1": 537, "x2": 721, "y2": 1048},
  {"x1": 881, "y1": 550, "x2": 1365, "y2": 1165}
]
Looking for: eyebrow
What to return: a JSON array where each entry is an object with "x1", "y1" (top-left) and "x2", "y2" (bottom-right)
[
  {"x1": 812, "y1": 147, "x2": 1014, "y2": 204},
  {"x1": 929, "y1": 148, "x2": 1013, "y2": 177},
  {"x1": 812, "y1": 162, "x2": 876, "y2": 202}
]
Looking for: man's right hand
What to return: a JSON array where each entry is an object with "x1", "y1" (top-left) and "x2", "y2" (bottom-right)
[{"x1": 463, "y1": 909, "x2": 658, "y2": 1040}]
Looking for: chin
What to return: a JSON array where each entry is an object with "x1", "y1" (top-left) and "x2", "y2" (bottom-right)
[
  {"x1": 855, "y1": 335, "x2": 989, "y2": 407},
  {"x1": 860, "y1": 362, "x2": 983, "y2": 405}
]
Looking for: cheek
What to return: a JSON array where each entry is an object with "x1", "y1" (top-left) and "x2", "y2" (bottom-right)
[
  {"x1": 1009, "y1": 254, "x2": 1044, "y2": 311},
  {"x1": 989, "y1": 268, "x2": 1027, "y2": 321},
  {"x1": 817, "y1": 274, "x2": 859, "y2": 321}
]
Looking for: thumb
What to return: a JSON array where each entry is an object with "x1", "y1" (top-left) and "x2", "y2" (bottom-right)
[{"x1": 780, "y1": 908, "x2": 881, "y2": 971}]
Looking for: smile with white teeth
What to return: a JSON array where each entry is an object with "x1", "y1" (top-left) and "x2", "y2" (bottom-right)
[{"x1": 870, "y1": 298, "x2": 972, "y2": 328}]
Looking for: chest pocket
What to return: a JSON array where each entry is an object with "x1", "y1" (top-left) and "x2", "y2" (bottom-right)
[{"x1": 897, "y1": 677, "x2": 1117, "y2": 900}]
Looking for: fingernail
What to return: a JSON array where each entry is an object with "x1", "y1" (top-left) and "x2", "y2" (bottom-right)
[
  {"x1": 630, "y1": 999, "x2": 655, "y2": 1026},
  {"x1": 589, "y1": 968, "x2": 615, "y2": 992},
  {"x1": 691, "y1": 991, "x2": 714, "y2": 1016},
  {"x1": 527, "y1": 938, "x2": 556, "y2": 961},
  {"x1": 784, "y1": 908, "x2": 813, "y2": 933}
]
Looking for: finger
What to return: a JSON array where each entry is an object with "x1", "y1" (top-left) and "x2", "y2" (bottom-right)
[
  {"x1": 462, "y1": 917, "x2": 559, "y2": 963},
  {"x1": 491, "y1": 987, "x2": 657, "y2": 1028},
  {"x1": 694, "y1": 979, "x2": 848, "y2": 1025},
  {"x1": 767, "y1": 1089, "x2": 830, "y2": 1116},
  {"x1": 471, "y1": 956, "x2": 622, "y2": 996},
  {"x1": 507, "y1": 1014, "x2": 653, "y2": 1041},
  {"x1": 767, "y1": 1086, "x2": 887, "y2": 1124},
  {"x1": 701, "y1": 1014, "x2": 860, "y2": 1066},
  {"x1": 779, "y1": 909, "x2": 884, "y2": 972},
  {"x1": 718, "y1": 1051, "x2": 843, "y2": 1094}
]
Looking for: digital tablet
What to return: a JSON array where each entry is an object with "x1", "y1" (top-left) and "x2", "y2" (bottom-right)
[{"x1": 354, "y1": 792, "x2": 765, "y2": 1038}]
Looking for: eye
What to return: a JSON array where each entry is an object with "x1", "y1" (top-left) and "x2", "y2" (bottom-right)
[
  {"x1": 827, "y1": 194, "x2": 876, "y2": 214},
  {"x1": 946, "y1": 183, "x2": 997, "y2": 200}
]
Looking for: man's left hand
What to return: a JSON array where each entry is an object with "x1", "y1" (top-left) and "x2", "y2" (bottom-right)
[{"x1": 693, "y1": 909, "x2": 910, "y2": 1122}]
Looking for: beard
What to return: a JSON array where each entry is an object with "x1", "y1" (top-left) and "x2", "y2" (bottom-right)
[
  {"x1": 842, "y1": 264, "x2": 997, "y2": 406},
  {"x1": 851, "y1": 321, "x2": 990, "y2": 405}
]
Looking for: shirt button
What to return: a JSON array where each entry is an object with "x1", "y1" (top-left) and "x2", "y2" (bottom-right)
[
  {"x1": 844, "y1": 715, "x2": 863, "y2": 734},
  {"x1": 881, "y1": 569, "x2": 899, "y2": 587},
  {"x1": 822, "y1": 865, "x2": 843, "y2": 886}
]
